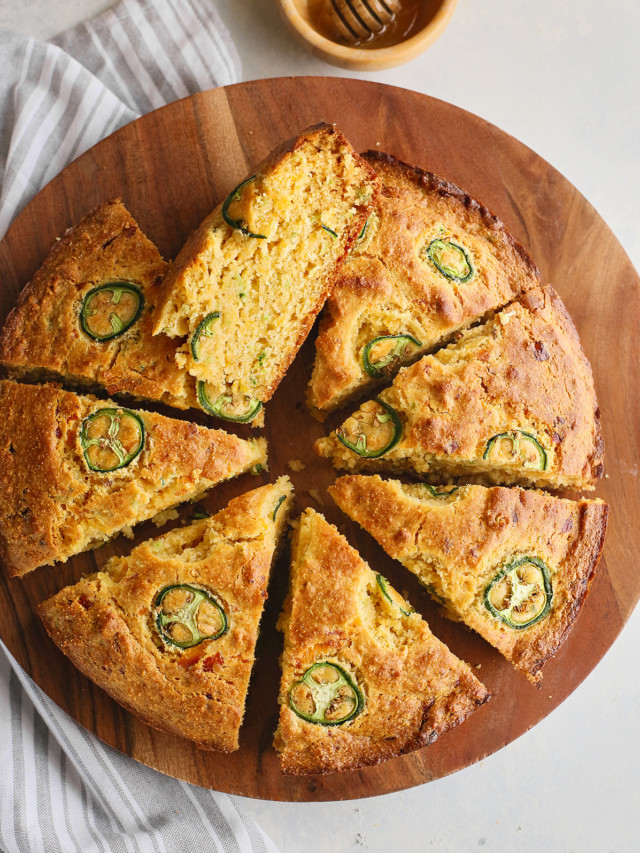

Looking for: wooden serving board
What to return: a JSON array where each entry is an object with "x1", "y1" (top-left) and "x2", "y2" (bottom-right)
[{"x1": 0, "y1": 78, "x2": 638, "y2": 803}]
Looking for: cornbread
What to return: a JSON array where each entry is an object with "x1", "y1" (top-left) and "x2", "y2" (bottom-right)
[
  {"x1": 329, "y1": 475, "x2": 608, "y2": 684},
  {"x1": 316, "y1": 285, "x2": 603, "y2": 491},
  {"x1": 308, "y1": 151, "x2": 540, "y2": 417},
  {"x1": 0, "y1": 380, "x2": 267, "y2": 577},
  {"x1": 274, "y1": 508, "x2": 490, "y2": 774},
  {"x1": 38, "y1": 479, "x2": 293, "y2": 751},
  {"x1": 0, "y1": 201, "x2": 198, "y2": 410},
  {"x1": 152, "y1": 123, "x2": 379, "y2": 425}
]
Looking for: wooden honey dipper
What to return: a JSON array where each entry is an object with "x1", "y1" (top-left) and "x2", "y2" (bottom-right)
[{"x1": 324, "y1": 0, "x2": 403, "y2": 44}]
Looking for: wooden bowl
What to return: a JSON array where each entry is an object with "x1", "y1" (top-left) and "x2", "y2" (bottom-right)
[{"x1": 278, "y1": 0, "x2": 458, "y2": 71}]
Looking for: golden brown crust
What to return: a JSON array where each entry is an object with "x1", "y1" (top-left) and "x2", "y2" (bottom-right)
[
  {"x1": 0, "y1": 200, "x2": 198, "y2": 410},
  {"x1": 274, "y1": 509, "x2": 489, "y2": 774},
  {"x1": 0, "y1": 380, "x2": 267, "y2": 577},
  {"x1": 363, "y1": 151, "x2": 539, "y2": 278},
  {"x1": 308, "y1": 151, "x2": 540, "y2": 416},
  {"x1": 152, "y1": 122, "x2": 379, "y2": 406},
  {"x1": 329, "y1": 475, "x2": 608, "y2": 684},
  {"x1": 316, "y1": 285, "x2": 603, "y2": 491},
  {"x1": 38, "y1": 480, "x2": 293, "y2": 751}
]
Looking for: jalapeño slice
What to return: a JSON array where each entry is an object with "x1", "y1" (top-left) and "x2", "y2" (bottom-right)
[
  {"x1": 272, "y1": 494, "x2": 286, "y2": 521},
  {"x1": 80, "y1": 408, "x2": 144, "y2": 472},
  {"x1": 337, "y1": 397, "x2": 402, "y2": 458},
  {"x1": 321, "y1": 224, "x2": 338, "y2": 238},
  {"x1": 154, "y1": 584, "x2": 228, "y2": 649},
  {"x1": 197, "y1": 382, "x2": 262, "y2": 423},
  {"x1": 484, "y1": 556, "x2": 552, "y2": 629},
  {"x1": 422, "y1": 582, "x2": 446, "y2": 606},
  {"x1": 426, "y1": 238, "x2": 474, "y2": 283},
  {"x1": 192, "y1": 507, "x2": 210, "y2": 520},
  {"x1": 357, "y1": 218, "x2": 369, "y2": 241},
  {"x1": 376, "y1": 574, "x2": 414, "y2": 617},
  {"x1": 222, "y1": 175, "x2": 266, "y2": 239},
  {"x1": 423, "y1": 485, "x2": 460, "y2": 499},
  {"x1": 80, "y1": 282, "x2": 144, "y2": 341},
  {"x1": 483, "y1": 430, "x2": 548, "y2": 471},
  {"x1": 289, "y1": 662, "x2": 364, "y2": 726},
  {"x1": 190, "y1": 312, "x2": 221, "y2": 362},
  {"x1": 362, "y1": 334, "x2": 422, "y2": 378}
]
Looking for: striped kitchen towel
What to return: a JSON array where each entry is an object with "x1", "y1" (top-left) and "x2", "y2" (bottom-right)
[
  {"x1": 0, "y1": 0, "x2": 240, "y2": 237},
  {"x1": 0, "y1": 2, "x2": 280, "y2": 852},
  {"x1": 0, "y1": 644, "x2": 279, "y2": 853}
]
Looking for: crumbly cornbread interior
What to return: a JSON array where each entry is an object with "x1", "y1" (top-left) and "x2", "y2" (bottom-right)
[
  {"x1": 38, "y1": 479, "x2": 293, "y2": 751},
  {"x1": 329, "y1": 475, "x2": 608, "y2": 684},
  {"x1": 153, "y1": 123, "x2": 378, "y2": 411},
  {"x1": 307, "y1": 151, "x2": 540, "y2": 417},
  {"x1": 274, "y1": 508, "x2": 489, "y2": 774}
]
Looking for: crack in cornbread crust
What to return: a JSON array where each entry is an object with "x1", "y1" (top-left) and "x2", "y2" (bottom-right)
[
  {"x1": 316, "y1": 285, "x2": 604, "y2": 491},
  {"x1": 274, "y1": 509, "x2": 490, "y2": 775},
  {"x1": 307, "y1": 150, "x2": 540, "y2": 417},
  {"x1": 37, "y1": 480, "x2": 294, "y2": 752},
  {"x1": 152, "y1": 122, "x2": 379, "y2": 404},
  {"x1": 0, "y1": 380, "x2": 267, "y2": 577},
  {"x1": 0, "y1": 201, "x2": 198, "y2": 410},
  {"x1": 329, "y1": 476, "x2": 608, "y2": 684}
]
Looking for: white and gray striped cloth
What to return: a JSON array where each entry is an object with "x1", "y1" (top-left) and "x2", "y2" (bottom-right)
[{"x1": 0, "y1": 2, "x2": 280, "y2": 851}]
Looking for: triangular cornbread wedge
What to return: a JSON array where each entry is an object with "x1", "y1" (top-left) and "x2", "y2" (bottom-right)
[
  {"x1": 274, "y1": 508, "x2": 490, "y2": 774},
  {"x1": 329, "y1": 475, "x2": 608, "y2": 685},
  {"x1": 0, "y1": 200, "x2": 198, "y2": 411},
  {"x1": 151, "y1": 123, "x2": 379, "y2": 426},
  {"x1": 38, "y1": 479, "x2": 293, "y2": 751},
  {"x1": 316, "y1": 285, "x2": 603, "y2": 491},
  {"x1": 308, "y1": 151, "x2": 540, "y2": 418},
  {"x1": 0, "y1": 380, "x2": 267, "y2": 577}
]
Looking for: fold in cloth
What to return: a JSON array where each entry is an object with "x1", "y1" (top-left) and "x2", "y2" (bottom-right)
[
  {"x1": 0, "y1": 2, "x2": 280, "y2": 851},
  {"x1": 1, "y1": 644, "x2": 278, "y2": 853},
  {"x1": 0, "y1": 0, "x2": 240, "y2": 237}
]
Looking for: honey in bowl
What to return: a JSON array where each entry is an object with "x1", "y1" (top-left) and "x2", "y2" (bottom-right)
[{"x1": 315, "y1": 0, "x2": 425, "y2": 49}]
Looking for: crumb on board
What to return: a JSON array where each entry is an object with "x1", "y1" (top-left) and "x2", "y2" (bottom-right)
[
  {"x1": 307, "y1": 488, "x2": 324, "y2": 506},
  {"x1": 287, "y1": 459, "x2": 306, "y2": 472},
  {"x1": 151, "y1": 508, "x2": 180, "y2": 527}
]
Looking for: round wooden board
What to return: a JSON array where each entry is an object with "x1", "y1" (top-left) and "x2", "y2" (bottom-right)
[{"x1": 0, "y1": 78, "x2": 638, "y2": 802}]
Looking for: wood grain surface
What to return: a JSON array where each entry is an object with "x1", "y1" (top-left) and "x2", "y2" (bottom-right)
[{"x1": 0, "y1": 78, "x2": 637, "y2": 802}]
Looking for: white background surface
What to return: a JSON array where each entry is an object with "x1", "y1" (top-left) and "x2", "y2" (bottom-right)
[{"x1": 1, "y1": 1, "x2": 639, "y2": 851}]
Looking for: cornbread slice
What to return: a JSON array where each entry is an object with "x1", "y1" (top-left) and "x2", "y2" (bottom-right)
[
  {"x1": 329, "y1": 475, "x2": 608, "y2": 685},
  {"x1": 0, "y1": 200, "x2": 198, "y2": 411},
  {"x1": 274, "y1": 508, "x2": 490, "y2": 774},
  {"x1": 316, "y1": 285, "x2": 603, "y2": 491},
  {"x1": 308, "y1": 151, "x2": 540, "y2": 418},
  {"x1": 152, "y1": 123, "x2": 379, "y2": 425},
  {"x1": 38, "y1": 479, "x2": 293, "y2": 751},
  {"x1": 0, "y1": 380, "x2": 267, "y2": 577}
]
